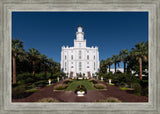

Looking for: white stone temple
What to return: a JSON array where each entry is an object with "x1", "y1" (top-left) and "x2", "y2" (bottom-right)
[{"x1": 61, "y1": 25, "x2": 99, "y2": 78}]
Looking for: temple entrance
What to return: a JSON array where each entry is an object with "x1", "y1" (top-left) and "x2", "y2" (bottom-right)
[
  {"x1": 87, "y1": 72, "x2": 91, "y2": 78},
  {"x1": 69, "y1": 72, "x2": 73, "y2": 79}
]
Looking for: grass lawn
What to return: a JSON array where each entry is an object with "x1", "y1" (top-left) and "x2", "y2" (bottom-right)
[
  {"x1": 65, "y1": 79, "x2": 96, "y2": 91},
  {"x1": 119, "y1": 87, "x2": 128, "y2": 90},
  {"x1": 26, "y1": 88, "x2": 38, "y2": 93}
]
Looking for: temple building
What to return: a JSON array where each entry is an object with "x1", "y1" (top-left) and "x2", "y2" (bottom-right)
[{"x1": 61, "y1": 25, "x2": 99, "y2": 78}]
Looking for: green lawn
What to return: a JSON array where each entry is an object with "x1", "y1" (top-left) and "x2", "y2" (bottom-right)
[{"x1": 65, "y1": 79, "x2": 96, "y2": 91}]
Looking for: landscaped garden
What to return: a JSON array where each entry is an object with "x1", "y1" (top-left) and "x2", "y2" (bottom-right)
[
  {"x1": 65, "y1": 79, "x2": 96, "y2": 91},
  {"x1": 12, "y1": 39, "x2": 148, "y2": 102},
  {"x1": 53, "y1": 79, "x2": 107, "y2": 97}
]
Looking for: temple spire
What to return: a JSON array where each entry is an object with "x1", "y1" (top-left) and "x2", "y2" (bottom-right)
[
  {"x1": 78, "y1": 24, "x2": 82, "y2": 27},
  {"x1": 76, "y1": 25, "x2": 84, "y2": 40}
]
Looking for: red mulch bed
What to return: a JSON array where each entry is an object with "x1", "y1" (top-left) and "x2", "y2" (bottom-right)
[{"x1": 12, "y1": 79, "x2": 148, "y2": 102}]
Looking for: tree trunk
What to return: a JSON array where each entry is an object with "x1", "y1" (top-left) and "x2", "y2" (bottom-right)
[
  {"x1": 44, "y1": 65, "x2": 47, "y2": 79},
  {"x1": 106, "y1": 65, "x2": 108, "y2": 73},
  {"x1": 115, "y1": 62, "x2": 116, "y2": 73},
  {"x1": 124, "y1": 61, "x2": 126, "y2": 73},
  {"x1": 139, "y1": 57, "x2": 142, "y2": 80},
  {"x1": 32, "y1": 61, "x2": 35, "y2": 76},
  {"x1": 42, "y1": 62, "x2": 47, "y2": 79},
  {"x1": 13, "y1": 56, "x2": 16, "y2": 84}
]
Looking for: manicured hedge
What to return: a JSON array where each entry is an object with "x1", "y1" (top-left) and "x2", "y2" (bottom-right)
[
  {"x1": 94, "y1": 84, "x2": 106, "y2": 89},
  {"x1": 54, "y1": 84, "x2": 68, "y2": 90}
]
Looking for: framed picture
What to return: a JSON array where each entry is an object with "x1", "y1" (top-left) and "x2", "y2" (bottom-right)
[{"x1": 0, "y1": 0, "x2": 160, "y2": 114}]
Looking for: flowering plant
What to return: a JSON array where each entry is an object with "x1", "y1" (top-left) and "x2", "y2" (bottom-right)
[{"x1": 75, "y1": 85, "x2": 87, "y2": 94}]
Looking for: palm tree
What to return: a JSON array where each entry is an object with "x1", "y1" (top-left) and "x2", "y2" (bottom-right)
[
  {"x1": 27, "y1": 48, "x2": 40, "y2": 76},
  {"x1": 119, "y1": 49, "x2": 128, "y2": 73},
  {"x1": 100, "y1": 60, "x2": 107, "y2": 73},
  {"x1": 39, "y1": 54, "x2": 48, "y2": 78},
  {"x1": 106, "y1": 57, "x2": 113, "y2": 72},
  {"x1": 131, "y1": 42, "x2": 148, "y2": 80},
  {"x1": 111, "y1": 55, "x2": 120, "y2": 73},
  {"x1": 12, "y1": 39, "x2": 24, "y2": 84}
]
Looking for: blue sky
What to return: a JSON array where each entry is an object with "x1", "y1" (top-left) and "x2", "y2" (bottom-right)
[{"x1": 12, "y1": 12, "x2": 148, "y2": 68}]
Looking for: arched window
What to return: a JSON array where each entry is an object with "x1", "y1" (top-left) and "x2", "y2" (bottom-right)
[
  {"x1": 94, "y1": 62, "x2": 95, "y2": 70},
  {"x1": 87, "y1": 55, "x2": 89, "y2": 60},
  {"x1": 65, "y1": 55, "x2": 67, "y2": 60},
  {"x1": 94, "y1": 55, "x2": 95, "y2": 60},
  {"x1": 79, "y1": 51, "x2": 81, "y2": 59},
  {"x1": 65, "y1": 62, "x2": 67, "y2": 71},
  {"x1": 71, "y1": 55, "x2": 73, "y2": 60},
  {"x1": 79, "y1": 62, "x2": 81, "y2": 71}
]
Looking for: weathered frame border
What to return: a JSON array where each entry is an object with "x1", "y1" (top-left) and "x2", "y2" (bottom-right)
[{"x1": 0, "y1": 0, "x2": 159, "y2": 114}]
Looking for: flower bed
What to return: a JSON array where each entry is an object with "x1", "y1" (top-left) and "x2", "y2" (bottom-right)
[{"x1": 75, "y1": 85, "x2": 87, "y2": 95}]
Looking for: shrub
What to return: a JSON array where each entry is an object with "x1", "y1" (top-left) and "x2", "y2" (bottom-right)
[
  {"x1": 12, "y1": 85, "x2": 26, "y2": 99},
  {"x1": 17, "y1": 72, "x2": 35, "y2": 84},
  {"x1": 54, "y1": 84, "x2": 68, "y2": 90},
  {"x1": 140, "y1": 79, "x2": 148, "y2": 96},
  {"x1": 75, "y1": 85, "x2": 87, "y2": 94},
  {"x1": 89, "y1": 79, "x2": 98, "y2": 84},
  {"x1": 35, "y1": 72, "x2": 52, "y2": 81},
  {"x1": 26, "y1": 83, "x2": 36, "y2": 90},
  {"x1": 133, "y1": 83, "x2": 141, "y2": 96},
  {"x1": 17, "y1": 80, "x2": 25, "y2": 85},
  {"x1": 34, "y1": 80, "x2": 47, "y2": 88},
  {"x1": 115, "y1": 73, "x2": 127, "y2": 83},
  {"x1": 103, "y1": 72, "x2": 113, "y2": 80},
  {"x1": 63, "y1": 79, "x2": 73, "y2": 84},
  {"x1": 94, "y1": 84, "x2": 106, "y2": 89},
  {"x1": 98, "y1": 97, "x2": 121, "y2": 102},
  {"x1": 141, "y1": 86, "x2": 148, "y2": 96},
  {"x1": 38, "y1": 98, "x2": 59, "y2": 102},
  {"x1": 35, "y1": 72, "x2": 45, "y2": 80},
  {"x1": 25, "y1": 77, "x2": 34, "y2": 84},
  {"x1": 46, "y1": 72, "x2": 52, "y2": 79}
]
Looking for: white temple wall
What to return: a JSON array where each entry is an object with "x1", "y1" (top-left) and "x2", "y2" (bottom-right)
[{"x1": 61, "y1": 25, "x2": 99, "y2": 78}]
